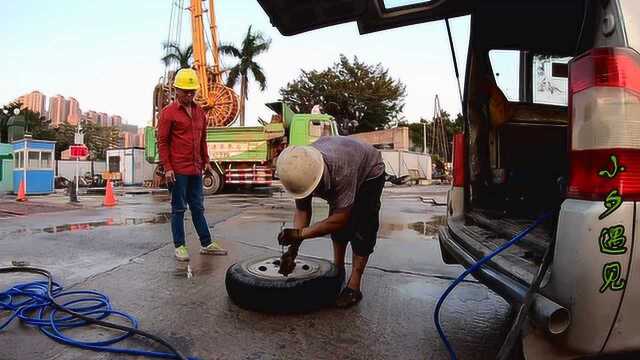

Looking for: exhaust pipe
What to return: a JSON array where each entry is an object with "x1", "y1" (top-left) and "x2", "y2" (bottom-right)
[
  {"x1": 532, "y1": 294, "x2": 571, "y2": 335},
  {"x1": 439, "y1": 224, "x2": 571, "y2": 335}
]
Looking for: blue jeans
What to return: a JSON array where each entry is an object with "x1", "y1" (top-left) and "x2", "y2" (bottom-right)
[{"x1": 168, "y1": 174, "x2": 212, "y2": 248}]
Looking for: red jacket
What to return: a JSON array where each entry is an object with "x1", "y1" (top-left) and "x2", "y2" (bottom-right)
[{"x1": 157, "y1": 101, "x2": 210, "y2": 176}]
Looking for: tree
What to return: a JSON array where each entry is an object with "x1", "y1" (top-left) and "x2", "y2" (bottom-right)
[
  {"x1": 0, "y1": 101, "x2": 22, "y2": 143},
  {"x1": 161, "y1": 42, "x2": 194, "y2": 69},
  {"x1": 0, "y1": 100, "x2": 120, "y2": 160},
  {"x1": 399, "y1": 112, "x2": 464, "y2": 161},
  {"x1": 85, "y1": 123, "x2": 121, "y2": 160},
  {"x1": 24, "y1": 110, "x2": 55, "y2": 141},
  {"x1": 220, "y1": 26, "x2": 271, "y2": 126},
  {"x1": 448, "y1": 112, "x2": 464, "y2": 136},
  {"x1": 53, "y1": 122, "x2": 120, "y2": 160},
  {"x1": 280, "y1": 55, "x2": 407, "y2": 134},
  {"x1": 0, "y1": 101, "x2": 55, "y2": 143},
  {"x1": 402, "y1": 119, "x2": 428, "y2": 153}
]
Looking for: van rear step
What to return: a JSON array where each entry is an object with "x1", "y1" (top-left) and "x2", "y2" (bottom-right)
[
  {"x1": 439, "y1": 226, "x2": 531, "y2": 304},
  {"x1": 445, "y1": 214, "x2": 551, "y2": 285},
  {"x1": 466, "y1": 210, "x2": 553, "y2": 254}
]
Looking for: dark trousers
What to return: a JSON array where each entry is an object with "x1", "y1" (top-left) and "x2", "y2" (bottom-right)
[
  {"x1": 331, "y1": 174, "x2": 385, "y2": 256},
  {"x1": 168, "y1": 174, "x2": 212, "y2": 248}
]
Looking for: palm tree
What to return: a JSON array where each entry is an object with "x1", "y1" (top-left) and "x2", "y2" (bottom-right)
[
  {"x1": 161, "y1": 42, "x2": 194, "y2": 69},
  {"x1": 0, "y1": 101, "x2": 22, "y2": 143},
  {"x1": 220, "y1": 26, "x2": 271, "y2": 126}
]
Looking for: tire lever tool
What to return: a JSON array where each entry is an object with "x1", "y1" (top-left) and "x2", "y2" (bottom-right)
[{"x1": 279, "y1": 221, "x2": 285, "y2": 256}]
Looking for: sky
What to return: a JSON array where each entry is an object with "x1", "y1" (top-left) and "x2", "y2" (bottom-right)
[{"x1": 0, "y1": 0, "x2": 474, "y2": 128}]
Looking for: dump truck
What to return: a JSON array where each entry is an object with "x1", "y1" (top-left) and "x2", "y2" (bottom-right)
[{"x1": 145, "y1": 102, "x2": 338, "y2": 194}]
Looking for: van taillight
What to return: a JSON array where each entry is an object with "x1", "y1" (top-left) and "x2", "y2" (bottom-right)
[
  {"x1": 568, "y1": 48, "x2": 640, "y2": 200},
  {"x1": 453, "y1": 133, "x2": 465, "y2": 187}
]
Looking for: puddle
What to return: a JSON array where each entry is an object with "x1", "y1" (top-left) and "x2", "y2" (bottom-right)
[
  {"x1": 379, "y1": 215, "x2": 446, "y2": 237},
  {"x1": 15, "y1": 213, "x2": 172, "y2": 235},
  {"x1": 172, "y1": 254, "x2": 217, "y2": 278},
  {"x1": 408, "y1": 216, "x2": 447, "y2": 235},
  {"x1": 173, "y1": 263, "x2": 194, "y2": 278}
]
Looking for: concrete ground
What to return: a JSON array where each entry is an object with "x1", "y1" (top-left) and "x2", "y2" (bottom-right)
[{"x1": 0, "y1": 184, "x2": 513, "y2": 360}]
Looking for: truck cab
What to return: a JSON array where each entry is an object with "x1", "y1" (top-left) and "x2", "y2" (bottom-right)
[
  {"x1": 259, "y1": 0, "x2": 640, "y2": 358},
  {"x1": 288, "y1": 114, "x2": 338, "y2": 146},
  {"x1": 264, "y1": 101, "x2": 339, "y2": 146},
  {"x1": 202, "y1": 102, "x2": 338, "y2": 194}
]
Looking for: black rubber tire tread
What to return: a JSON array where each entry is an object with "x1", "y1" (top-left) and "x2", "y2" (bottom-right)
[{"x1": 225, "y1": 256, "x2": 344, "y2": 313}]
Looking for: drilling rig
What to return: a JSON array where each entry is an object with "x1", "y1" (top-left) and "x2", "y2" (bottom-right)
[{"x1": 152, "y1": 0, "x2": 239, "y2": 129}]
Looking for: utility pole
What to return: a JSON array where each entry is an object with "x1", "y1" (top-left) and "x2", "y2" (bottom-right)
[
  {"x1": 71, "y1": 124, "x2": 85, "y2": 203},
  {"x1": 15, "y1": 108, "x2": 27, "y2": 192},
  {"x1": 423, "y1": 121, "x2": 427, "y2": 154}
]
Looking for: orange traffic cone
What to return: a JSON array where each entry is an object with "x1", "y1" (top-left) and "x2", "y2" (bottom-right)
[
  {"x1": 103, "y1": 180, "x2": 117, "y2": 207},
  {"x1": 16, "y1": 179, "x2": 27, "y2": 202}
]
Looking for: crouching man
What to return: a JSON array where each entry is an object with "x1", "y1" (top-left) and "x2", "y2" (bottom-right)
[{"x1": 276, "y1": 136, "x2": 385, "y2": 308}]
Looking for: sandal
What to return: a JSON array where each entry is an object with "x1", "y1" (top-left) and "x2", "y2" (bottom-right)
[{"x1": 335, "y1": 287, "x2": 363, "y2": 308}]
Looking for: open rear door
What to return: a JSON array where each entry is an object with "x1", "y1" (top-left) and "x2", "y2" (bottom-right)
[
  {"x1": 257, "y1": 0, "x2": 368, "y2": 36},
  {"x1": 257, "y1": 0, "x2": 473, "y2": 36}
]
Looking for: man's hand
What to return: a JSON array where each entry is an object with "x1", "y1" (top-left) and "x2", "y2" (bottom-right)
[
  {"x1": 204, "y1": 163, "x2": 215, "y2": 175},
  {"x1": 165, "y1": 170, "x2": 176, "y2": 184},
  {"x1": 278, "y1": 228, "x2": 303, "y2": 246}
]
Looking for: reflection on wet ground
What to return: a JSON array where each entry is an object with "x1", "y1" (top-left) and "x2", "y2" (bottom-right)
[
  {"x1": 173, "y1": 250, "x2": 222, "y2": 278},
  {"x1": 209, "y1": 187, "x2": 278, "y2": 199},
  {"x1": 173, "y1": 262, "x2": 194, "y2": 278},
  {"x1": 379, "y1": 215, "x2": 446, "y2": 237},
  {"x1": 14, "y1": 213, "x2": 171, "y2": 235},
  {"x1": 151, "y1": 194, "x2": 171, "y2": 202},
  {"x1": 408, "y1": 215, "x2": 447, "y2": 235}
]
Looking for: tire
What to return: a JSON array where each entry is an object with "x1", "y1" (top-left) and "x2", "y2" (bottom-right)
[
  {"x1": 203, "y1": 170, "x2": 223, "y2": 195},
  {"x1": 225, "y1": 256, "x2": 344, "y2": 313}
]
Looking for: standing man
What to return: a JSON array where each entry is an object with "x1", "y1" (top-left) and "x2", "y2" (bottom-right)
[
  {"x1": 276, "y1": 136, "x2": 385, "y2": 308},
  {"x1": 158, "y1": 68, "x2": 227, "y2": 261}
]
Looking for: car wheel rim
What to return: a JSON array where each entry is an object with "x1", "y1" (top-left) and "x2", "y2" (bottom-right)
[
  {"x1": 247, "y1": 257, "x2": 320, "y2": 280},
  {"x1": 204, "y1": 175, "x2": 216, "y2": 189}
]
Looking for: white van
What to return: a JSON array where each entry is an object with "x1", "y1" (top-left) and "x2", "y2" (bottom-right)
[{"x1": 259, "y1": 0, "x2": 640, "y2": 358}]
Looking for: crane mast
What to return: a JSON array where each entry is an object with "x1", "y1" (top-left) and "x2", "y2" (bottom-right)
[
  {"x1": 190, "y1": 0, "x2": 209, "y2": 101},
  {"x1": 207, "y1": 0, "x2": 223, "y2": 84},
  {"x1": 190, "y1": 0, "x2": 239, "y2": 127},
  {"x1": 152, "y1": 0, "x2": 239, "y2": 128}
]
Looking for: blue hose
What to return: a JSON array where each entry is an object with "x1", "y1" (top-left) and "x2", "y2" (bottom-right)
[
  {"x1": 0, "y1": 279, "x2": 199, "y2": 359},
  {"x1": 434, "y1": 212, "x2": 552, "y2": 359}
]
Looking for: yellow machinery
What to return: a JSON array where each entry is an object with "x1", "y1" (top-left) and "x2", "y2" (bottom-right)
[{"x1": 153, "y1": 0, "x2": 239, "y2": 128}]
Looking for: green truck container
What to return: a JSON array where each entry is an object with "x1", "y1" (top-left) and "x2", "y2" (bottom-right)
[{"x1": 145, "y1": 102, "x2": 338, "y2": 194}]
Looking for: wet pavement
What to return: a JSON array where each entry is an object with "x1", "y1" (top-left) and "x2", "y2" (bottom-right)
[
  {"x1": 0, "y1": 185, "x2": 513, "y2": 360},
  {"x1": 0, "y1": 200, "x2": 81, "y2": 218}
]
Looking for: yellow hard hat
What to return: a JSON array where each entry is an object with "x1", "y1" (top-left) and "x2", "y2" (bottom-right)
[
  {"x1": 276, "y1": 146, "x2": 324, "y2": 199},
  {"x1": 173, "y1": 68, "x2": 200, "y2": 90}
]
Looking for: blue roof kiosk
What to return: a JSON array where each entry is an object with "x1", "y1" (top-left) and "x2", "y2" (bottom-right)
[{"x1": 12, "y1": 137, "x2": 55, "y2": 194}]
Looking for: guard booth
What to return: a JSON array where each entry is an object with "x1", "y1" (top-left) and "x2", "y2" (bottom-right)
[
  {"x1": 12, "y1": 138, "x2": 55, "y2": 194},
  {"x1": 0, "y1": 144, "x2": 13, "y2": 193}
]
